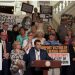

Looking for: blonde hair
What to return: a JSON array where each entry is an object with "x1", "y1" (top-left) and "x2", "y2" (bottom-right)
[
  {"x1": 36, "y1": 31, "x2": 44, "y2": 37},
  {"x1": 12, "y1": 41, "x2": 20, "y2": 49}
]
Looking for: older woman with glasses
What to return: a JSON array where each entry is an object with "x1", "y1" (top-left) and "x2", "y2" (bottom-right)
[
  {"x1": 22, "y1": 31, "x2": 34, "y2": 54},
  {"x1": 10, "y1": 41, "x2": 26, "y2": 75}
]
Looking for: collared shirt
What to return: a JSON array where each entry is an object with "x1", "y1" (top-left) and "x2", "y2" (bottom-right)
[
  {"x1": 1, "y1": 40, "x2": 6, "y2": 50},
  {"x1": 35, "y1": 49, "x2": 40, "y2": 60},
  {"x1": 1, "y1": 40, "x2": 5, "y2": 45},
  {"x1": 3, "y1": 30, "x2": 7, "y2": 34}
]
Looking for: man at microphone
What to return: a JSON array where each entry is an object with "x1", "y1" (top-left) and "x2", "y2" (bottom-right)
[{"x1": 23, "y1": 39, "x2": 52, "y2": 75}]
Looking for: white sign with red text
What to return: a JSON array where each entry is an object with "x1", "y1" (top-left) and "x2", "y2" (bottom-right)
[{"x1": 48, "y1": 53, "x2": 70, "y2": 66}]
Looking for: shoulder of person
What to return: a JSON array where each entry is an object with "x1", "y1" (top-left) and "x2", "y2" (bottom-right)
[
  {"x1": 31, "y1": 47, "x2": 35, "y2": 50},
  {"x1": 19, "y1": 51, "x2": 25, "y2": 56},
  {"x1": 0, "y1": 29, "x2": 3, "y2": 32},
  {"x1": 8, "y1": 30, "x2": 12, "y2": 32},
  {"x1": 68, "y1": 44, "x2": 73, "y2": 48},
  {"x1": 23, "y1": 39, "x2": 28, "y2": 43},
  {"x1": 20, "y1": 50, "x2": 25, "y2": 54},
  {"x1": 17, "y1": 35, "x2": 21, "y2": 38},
  {"x1": 0, "y1": 39, "x2": 1, "y2": 43},
  {"x1": 41, "y1": 49, "x2": 47, "y2": 52},
  {"x1": 42, "y1": 38, "x2": 46, "y2": 41},
  {"x1": 10, "y1": 50, "x2": 15, "y2": 54},
  {"x1": 7, "y1": 41, "x2": 12, "y2": 44},
  {"x1": 29, "y1": 47, "x2": 35, "y2": 52}
]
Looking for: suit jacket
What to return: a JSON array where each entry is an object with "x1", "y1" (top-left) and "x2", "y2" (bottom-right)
[
  {"x1": 26, "y1": 47, "x2": 52, "y2": 63},
  {"x1": 68, "y1": 44, "x2": 75, "y2": 64},
  {"x1": 0, "y1": 39, "x2": 12, "y2": 54},
  {"x1": 0, "y1": 39, "x2": 12, "y2": 75}
]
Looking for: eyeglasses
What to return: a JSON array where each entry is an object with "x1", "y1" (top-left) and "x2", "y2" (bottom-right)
[
  {"x1": 1, "y1": 35, "x2": 7, "y2": 36},
  {"x1": 14, "y1": 44, "x2": 20, "y2": 45},
  {"x1": 4, "y1": 25, "x2": 8, "y2": 26},
  {"x1": 29, "y1": 35, "x2": 33, "y2": 36}
]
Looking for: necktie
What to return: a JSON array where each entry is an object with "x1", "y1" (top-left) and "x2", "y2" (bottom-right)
[
  {"x1": 3, "y1": 30, "x2": 8, "y2": 42},
  {"x1": 3, "y1": 41, "x2": 6, "y2": 53}
]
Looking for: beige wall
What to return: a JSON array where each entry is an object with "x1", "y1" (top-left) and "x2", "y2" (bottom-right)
[
  {"x1": 50, "y1": 1, "x2": 59, "y2": 6},
  {"x1": 66, "y1": 5, "x2": 75, "y2": 16}
]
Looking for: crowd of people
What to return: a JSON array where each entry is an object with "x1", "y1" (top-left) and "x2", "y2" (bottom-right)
[{"x1": 0, "y1": 20, "x2": 75, "y2": 75}]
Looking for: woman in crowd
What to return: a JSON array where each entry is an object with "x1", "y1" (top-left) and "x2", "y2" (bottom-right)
[
  {"x1": 63, "y1": 35, "x2": 72, "y2": 45},
  {"x1": 36, "y1": 22, "x2": 44, "y2": 32},
  {"x1": 62, "y1": 30, "x2": 73, "y2": 45},
  {"x1": 10, "y1": 41, "x2": 25, "y2": 75},
  {"x1": 12, "y1": 24, "x2": 19, "y2": 42},
  {"x1": 44, "y1": 34, "x2": 61, "y2": 45},
  {"x1": 16, "y1": 26, "x2": 28, "y2": 47},
  {"x1": 34, "y1": 31, "x2": 46, "y2": 45},
  {"x1": 31, "y1": 22, "x2": 37, "y2": 38},
  {"x1": 22, "y1": 31, "x2": 34, "y2": 54},
  {"x1": 50, "y1": 29, "x2": 60, "y2": 41},
  {"x1": 44, "y1": 25, "x2": 52, "y2": 41},
  {"x1": 66, "y1": 30, "x2": 73, "y2": 39},
  {"x1": 50, "y1": 29, "x2": 57, "y2": 35}
]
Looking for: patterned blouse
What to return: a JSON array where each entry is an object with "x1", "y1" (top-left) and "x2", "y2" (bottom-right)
[{"x1": 10, "y1": 50, "x2": 25, "y2": 71}]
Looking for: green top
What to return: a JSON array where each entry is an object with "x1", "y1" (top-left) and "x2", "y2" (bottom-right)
[{"x1": 16, "y1": 34, "x2": 28, "y2": 46}]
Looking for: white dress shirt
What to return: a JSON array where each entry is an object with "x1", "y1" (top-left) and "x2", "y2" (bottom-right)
[
  {"x1": 1, "y1": 40, "x2": 6, "y2": 50},
  {"x1": 3, "y1": 30, "x2": 7, "y2": 34},
  {"x1": 1, "y1": 40, "x2": 7, "y2": 55},
  {"x1": 35, "y1": 49, "x2": 40, "y2": 60}
]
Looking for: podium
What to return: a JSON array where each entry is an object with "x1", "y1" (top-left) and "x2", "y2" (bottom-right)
[{"x1": 31, "y1": 60, "x2": 61, "y2": 75}]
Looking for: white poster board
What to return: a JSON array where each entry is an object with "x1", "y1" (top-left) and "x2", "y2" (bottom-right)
[
  {"x1": 48, "y1": 53, "x2": 70, "y2": 66},
  {"x1": 0, "y1": 43, "x2": 2, "y2": 70}
]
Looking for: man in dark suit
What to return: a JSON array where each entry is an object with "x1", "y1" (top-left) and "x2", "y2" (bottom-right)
[
  {"x1": 66, "y1": 38, "x2": 75, "y2": 75},
  {"x1": 23, "y1": 39, "x2": 52, "y2": 75},
  {"x1": 0, "y1": 22, "x2": 13, "y2": 43},
  {"x1": 0, "y1": 32, "x2": 12, "y2": 75}
]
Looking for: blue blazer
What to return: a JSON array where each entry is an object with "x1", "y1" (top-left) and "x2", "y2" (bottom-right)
[{"x1": 26, "y1": 47, "x2": 52, "y2": 63}]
